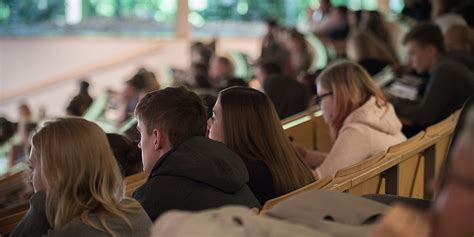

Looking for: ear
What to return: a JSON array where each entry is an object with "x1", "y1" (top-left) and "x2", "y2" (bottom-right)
[{"x1": 152, "y1": 128, "x2": 162, "y2": 150}]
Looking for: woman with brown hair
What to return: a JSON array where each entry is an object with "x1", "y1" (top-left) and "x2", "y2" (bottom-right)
[
  {"x1": 207, "y1": 87, "x2": 315, "y2": 204},
  {"x1": 346, "y1": 30, "x2": 399, "y2": 75},
  {"x1": 12, "y1": 117, "x2": 151, "y2": 237},
  {"x1": 305, "y1": 61, "x2": 405, "y2": 178}
]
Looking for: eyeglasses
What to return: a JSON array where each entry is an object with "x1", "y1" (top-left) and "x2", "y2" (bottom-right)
[{"x1": 315, "y1": 92, "x2": 333, "y2": 105}]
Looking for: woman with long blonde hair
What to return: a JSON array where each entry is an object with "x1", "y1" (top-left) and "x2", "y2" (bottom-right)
[
  {"x1": 207, "y1": 87, "x2": 315, "y2": 204},
  {"x1": 304, "y1": 61, "x2": 405, "y2": 178},
  {"x1": 12, "y1": 117, "x2": 151, "y2": 237}
]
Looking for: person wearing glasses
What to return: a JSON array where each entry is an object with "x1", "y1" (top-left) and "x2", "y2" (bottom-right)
[{"x1": 304, "y1": 60, "x2": 406, "y2": 178}]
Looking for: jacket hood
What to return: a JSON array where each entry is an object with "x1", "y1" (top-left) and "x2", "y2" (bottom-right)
[
  {"x1": 150, "y1": 137, "x2": 249, "y2": 194},
  {"x1": 343, "y1": 96, "x2": 402, "y2": 136}
]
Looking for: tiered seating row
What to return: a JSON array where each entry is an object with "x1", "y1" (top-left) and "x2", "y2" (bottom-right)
[{"x1": 264, "y1": 109, "x2": 459, "y2": 211}]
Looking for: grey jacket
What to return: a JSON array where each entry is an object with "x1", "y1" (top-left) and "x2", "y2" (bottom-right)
[{"x1": 11, "y1": 191, "x2": 152, "y2": 237}]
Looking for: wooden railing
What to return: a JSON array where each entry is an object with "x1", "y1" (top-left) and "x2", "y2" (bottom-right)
[{"x1": 262, "y1": 109, "x2": 459, "y2": 212}]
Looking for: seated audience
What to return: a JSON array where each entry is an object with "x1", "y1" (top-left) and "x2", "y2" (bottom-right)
[
  {"x1": 312, "y1": 5, "x2": 350, "y2": 42},
  {"x1": 12, "y1": 117, "x2": 151, "y2": 236},
  {"x1": 8, "y1": 103, "x2": 36, "y2": 168},
  {"x1": 444, "y1": 24, "x2": 474, "y2": 57},
  {"x1": 254, "y1": 61, "x2": 309, "y2": 119},
  {"x1": 207, "y1": 87, "x2": 315, "y2": 204},
  {"x1": 175, "y1": 62, "x2": 215, "y2": 96},
  {"x1": 65, "y1": 80, "x2": 93, "y2": 116},
  {"x1": 190, "y1": 41, "x2": 215, "y2": 66},
  {"x1": 260, "y1": 19, "x2": 289, "y2": 69},
  {"x1": 302, "y1": 61, "x2": 406, "y2": 178},
  {"x1": 360, "y1": 10, "x2": 398, "y2": 61},
  {"x1": 372, "y1": 104, "x2": 474, "y2": 237},
  {"x1": 283, "y1": 29, "x2": 313, "y2": 79},
  {"x1": 133, "y1": 87, "x2": 260, "y2": 221},
  {"x1": 118, "y1": 68, "x2": 159, "y2": 126},
  {"x1": 106, "y1": 133, "x2": 142, "y2": 177},
  {"x1": 346, "y1": 30, "x2": 399, "y2": 76},
  {"x1": 208, "y1": 56, "x2": 247, "y2": 90},
  {"x1": 431, "y1": 0, "x2": 467, "y2": 33},
  {"x1": 394, "y1": 23, "x2": 474, "y2": 136}
]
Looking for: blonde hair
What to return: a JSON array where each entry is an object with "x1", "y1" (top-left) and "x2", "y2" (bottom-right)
[
  {"x1": 347, "y1": 30, "x2": 398, "y2": 64},
  {"x1": 31, "y1": 117, "x2": 139, "y2": 236},
  {"x1": 317, "y1": 60, "x2": 386, "y2": 139},
  {"x1": 219, "y1": 87, "x2": 315, "y2": 196}
]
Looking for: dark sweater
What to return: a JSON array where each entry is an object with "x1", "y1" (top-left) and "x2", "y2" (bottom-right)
[
  {"x1": 395, "y1": 55, "x2": 474, "y2": 132},
  {"x1": 245, "y1": 159, "x2": 277, "y2": 205},
  {"x1": 263, "y1": 74, "x2": 310, "y2": 119},
  {"x1": 133, "y1": 137, "x2": 261, "y2": 221},
  {"x1": 11, "y1": 192, "x2": 152, "y2": 237}
]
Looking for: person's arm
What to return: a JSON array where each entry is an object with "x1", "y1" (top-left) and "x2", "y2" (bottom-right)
[
  {"x1": 295, "y1": 145, "x2": 327, "y2": 169},
  {"x1": 397, "y1": 66, "x2": 454, "y2": 127},
  {"x1": 315, "y1": 126, "x2": 369, "y2": 179}
]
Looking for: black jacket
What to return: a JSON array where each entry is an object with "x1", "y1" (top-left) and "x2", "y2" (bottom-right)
[
  {"x1": 263, "y1": 74, "x2": 310, "y2": 119},
  {"x1": 396, "y1": 56, "x2": 474, "y2": 131},
  {"x1": 133, "y1": 137, "x2": 261, "y2": 221},
  {"x1": 245, "y1": 159, "x2": 276, "y2": 205}
]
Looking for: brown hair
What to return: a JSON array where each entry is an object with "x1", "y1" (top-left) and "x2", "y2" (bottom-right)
[
  {"x1": 134, "y1": 87, "x2": 207, "y2": 147},
  {"x1": 218, "y1": 87, "x2": 315, "y2": 196},
  {"x1": 347, "y1": 30, "x2": 398, "y2": 64},
  {"x1": 403, "y1": 23, "x2": 445, "y2": 52},
  {"x1": 106, "y1": 133, "x2": 142, "y2": 177},
  {"x1": 445, "y1": 25, "x2": 474, "y2": 55},
  {"x1": 31, "y1": 118, "x2": 139, "y2": 236},
  {"x1": 317, "y1": 60, "x2": 386, "y2": 139}
]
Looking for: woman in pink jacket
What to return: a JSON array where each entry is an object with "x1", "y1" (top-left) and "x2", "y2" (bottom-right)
[{"x1": 304, "y1": 60, "x2": 406, "y2": 178}]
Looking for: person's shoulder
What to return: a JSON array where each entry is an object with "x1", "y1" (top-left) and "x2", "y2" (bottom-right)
[
  {"x1": 46, "y1": 218, "x2": 97, "y2": 237},
  {"x1": 434, "y1": 57, "x2": 472, "y2": 75},
  {"x1": 245, "y1": 159, "x2": 271, "y2": 174}
]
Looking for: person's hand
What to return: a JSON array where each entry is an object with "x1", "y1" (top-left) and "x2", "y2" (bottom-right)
[
  {"x1": 371, "y1": 205, "x2": 431, "y2": 237},
  {"x1": 294, "y1": 145, "x2": 308, "y2": 159}
]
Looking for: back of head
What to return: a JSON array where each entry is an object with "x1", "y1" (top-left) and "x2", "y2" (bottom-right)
[
  {"x1": 135, "y1": 87, "x2": 207, "y2": 147},
  {"x1": 106, "y1": 133, "x2": 142, "y2": 177},
  {"x1": 31, "y1": 117, "x2": 137, "y2": 232},
  {"x1": 317, "y1": 60, "x2": 386, "y2": 138},
  {"x1": 444, "y1": 25, "x2": 474, "y2": 55},
  {"x1": 190, "y1": 63, "x2": 212, "y2": 88},
  {"x1": 218, "y1": 87, "x2": 314, "y2": 195},
  {"x1": 403, "y1": 23, "x2": 445, "y2": 53},
  {"x1": 361, "y1": 11, "x2": 390, "y2": 43},
  {"x1": 79, "y1": 80, "x2": 90, "y2": 94},
  {"x1": 209, "y1": 56, "x2": 234, "y2": 77},
  {"x1": 257, "y1": 61, "x2": 283, "y2": 77},
  {"x1": 127, "y1": 68, "x2": 160, "y2": 93},
  {"x1": 347, "y1": 30, "x2": 398, "y2": 64},
  {"x1": 266, "y1": 19, "x2": 278, "y2": 28}
]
